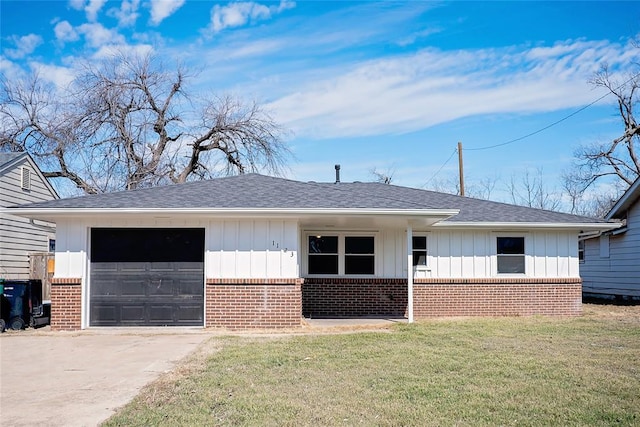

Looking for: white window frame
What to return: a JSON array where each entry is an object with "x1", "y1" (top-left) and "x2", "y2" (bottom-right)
[
  {"x1": 412, "y1": 234, "x2": 429, "y2": 270},
  {"x1": 493, "y1": 234, "x2": 527, "y2": 276},
  {"x1": 304, "y1": 232, "x2": 378, "y2": 277}
]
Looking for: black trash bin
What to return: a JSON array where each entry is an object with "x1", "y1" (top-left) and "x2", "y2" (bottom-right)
[{"x1": 0, "y1": 280, "x2": 49, "y2": 331}]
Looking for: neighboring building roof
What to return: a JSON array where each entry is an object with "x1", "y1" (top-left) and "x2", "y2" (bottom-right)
[
  {"x1": 0, "y1": 152, "x2": 28, "y2": 173},
  {"x1": 606, "y1": 177, "x2": 640, "y2": 220},
  {"x1": 0, "y1": 151, "x2": 59, "y2": 199},
  {"x1": 7, "y1": 174, "x2": 615, "y2": 228}
]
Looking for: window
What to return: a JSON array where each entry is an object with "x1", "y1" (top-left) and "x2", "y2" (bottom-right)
[
  {"x1": 497, "y1": 237, "x2": 525, "y2": 274},
  {"x1": 48, "y1": 239, "x2": 56, "y2": 252},
  {"x1": 578, "y1": 240, "x2": 585, "y2": 263},
  {"x1": 345, "y1": 236, "x2": 375, "y2": 274},
  {"x1": 308, "y1": 236, "x2": 338, "y2": 274},
  {"x1": 412, "y1": 236, "x2": 428, "y2": 267},
  {"x1": 307, "y1": 234, "x2": 375, "y2": 276}
]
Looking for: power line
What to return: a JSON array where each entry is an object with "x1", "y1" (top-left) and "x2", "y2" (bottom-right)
[
  {"x1": 423, "y1": 148, "x2": 457, "y2": 188},
  {"x1": 422, "y1": 72, "x2": 640, "y2": 187},
  {"x1": 465, "y1": 72, "x2": 640, "y2": 152}
]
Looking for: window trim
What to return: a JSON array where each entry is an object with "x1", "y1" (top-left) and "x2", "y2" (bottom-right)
[
  {"x1": 304, "y1": 232, "x2": 378, "y2": 277},
  {"x1": 411, "y1": 234, "x2": 429, "y2": 270},
  {"x1": 494, "y1": 234, "x2": 527, "y2": 276}
]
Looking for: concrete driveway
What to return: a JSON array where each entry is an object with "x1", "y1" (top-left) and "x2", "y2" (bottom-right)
[{"x1": 0, "y1": 327, "x2": 210, "y2": 427}]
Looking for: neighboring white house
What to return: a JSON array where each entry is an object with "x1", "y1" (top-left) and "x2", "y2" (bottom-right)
[
  {"x1": 581, "y1": 178, "x2": 640, "y2": 301},
  {"x1": 6, "y1": 173, "x2": 619, "y2": 331},
  {"x1": 0, "y1": 152, "x2": 58, "y2": 279}
]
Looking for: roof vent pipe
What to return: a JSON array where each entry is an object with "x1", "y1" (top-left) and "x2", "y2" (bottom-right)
[{"x1": 335, "y1": 164, "x2": 341, "y2": 184}]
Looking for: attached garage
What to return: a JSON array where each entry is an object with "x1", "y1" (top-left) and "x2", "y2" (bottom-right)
[{"x1": 90, "y1": 228, "x2": 205, "y2": 326}]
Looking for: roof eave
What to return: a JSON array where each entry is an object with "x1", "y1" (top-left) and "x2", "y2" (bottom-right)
[
  {"x1": 3, "y1": 207, "x2": 461, "y2": 222},
  {"x1": 434, "y1": 221, "x2": 621, "y2": 231},
  {"x1": 605, "y1": 178, "x2": 640, "y2": 220}
]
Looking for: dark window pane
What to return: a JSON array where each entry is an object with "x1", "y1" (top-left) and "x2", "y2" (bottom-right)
[
  {"x1": 412, "y1": 236, "x2": 427, "y2": 250},
  {"x1": 308, "y1": 255, "x2": 338, "y2": 274},
  {"x1": 497, "y1": 237, "x2": 524, "y2": 255},
  {"x1": 345, "y1": 236, "x2": 374, "y2": 254},
  {"x1": 345, "y1": 255, "x2": 374, "y2": 274},
  {"x1": 413, "y1": 252, "x2": 427, "y2": 266},
  {"x1": 497, "y1": 256, "x2": 525, "y2": 274},
  {"x1": 309, "y1": 236, "x2": 338, "y2": 254}
]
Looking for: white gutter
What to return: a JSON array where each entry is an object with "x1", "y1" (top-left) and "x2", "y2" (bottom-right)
[
  {"x1": 433, "y1": 221, "x2": 622, "y2": 231},
  {"x1": 3, "y1": 207, "x2": 460, "y2": 219}
]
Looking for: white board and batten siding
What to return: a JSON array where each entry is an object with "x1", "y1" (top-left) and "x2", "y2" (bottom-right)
[
  {"x1": 426, "y1": 229, "x2": 577, "y2": 278},
  {"x1": 0, "y1": 156, "x2": 57, "y2": 279},
  {"x1": 54, "y1": 218, "x2": 579, "y2": 282},
  {"x1": 53, "y1": 218, "x2": 299, "y2": 280},
  {"x1": 301, "y1": 228, "x2": 579, "y2": 279},
  {"x1": 581, "y1": 200, "x2": 640, "y2": 297}
]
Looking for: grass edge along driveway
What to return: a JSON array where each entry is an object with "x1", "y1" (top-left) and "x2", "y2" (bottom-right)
[{"x1": 104, "y1": 305, "x2": 640, "y2": 426}]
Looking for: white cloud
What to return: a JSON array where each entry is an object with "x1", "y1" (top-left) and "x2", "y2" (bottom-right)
[
  {"x1": 54, "y1": 21, "x2": 79, "y2": 42},
  {"x1": 68, "y1": 0, "x2": 85, "y2": 10},
  {"x1": 0, "y1": 56, "x2": 26, "y2": 81},
  {"x1": 149, "y1": 0, "x2": 185, "y2": 25},
  {"x1": 267, "y1": 39, "x2": 640, "y2": 139},
  {"x1": 108, "y1": 0, "x2": 140, "y2": 27},
  {"x1": 93, "y1": 43, "x2": 154, "y2": 60},
  {"x1": 69, "y1": 0, "x2": 107, "y2": 22},
  {"x1": 208, "y1": 0, "x2": 295, "y2": 33},
  {"x1": 29, "y1": 62, "x2": 76, "y2": 89},
  {"x1": 77, "y1": 23, "x2": 125, "y2": 48},
  {"x1": 3, "y1": 34, "x2": 43, "y2": 59}
]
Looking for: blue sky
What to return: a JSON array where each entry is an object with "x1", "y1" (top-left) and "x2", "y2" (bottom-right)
[{"x1": 1, "y1": 0, "x2": 639, "y2": 203}]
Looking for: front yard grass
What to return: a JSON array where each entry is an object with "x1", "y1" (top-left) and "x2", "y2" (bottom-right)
[{"x1": 104, "y1": 304, "x2": 640, "y2": 426}]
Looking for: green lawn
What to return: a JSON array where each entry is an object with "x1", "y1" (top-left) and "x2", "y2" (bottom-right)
[{"x1": 104, "y1": 305, "x2": 640, "y2": 426}]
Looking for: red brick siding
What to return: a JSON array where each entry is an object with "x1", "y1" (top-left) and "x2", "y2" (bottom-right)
[
  {"x1": 302, "y1": 277, "x2": 582, "y2": 318},
  {"x1": 413, "y1": 278, "x2": 582, "y2": 317},
  {"x1": 303, "y1": 278, "x2": 408, "y2": 318},
  {"x1": 206, "y1": 279, "x2": 302, "y2": 329},
  {"x1": 50, "y1": 278, "x2": 82, "y2": 331}
]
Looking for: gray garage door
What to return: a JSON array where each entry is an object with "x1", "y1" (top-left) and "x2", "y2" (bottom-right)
[{"x1": 90, "y1": 228, "x2": 205, "y2": 326}]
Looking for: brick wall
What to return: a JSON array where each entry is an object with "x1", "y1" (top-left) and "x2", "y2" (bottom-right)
[
  {"x1": 413, "y1": 278, "x2": 582, "y2": 317},
  {"x1": 50, "y1": 278, "x2": 82, "y2": 331},
  {"x1": 206, "y1": 279, "x2": 302, "y2": 329},
  {"x1": 303, "y1": 278, "x2": 408, "y2": 318}
]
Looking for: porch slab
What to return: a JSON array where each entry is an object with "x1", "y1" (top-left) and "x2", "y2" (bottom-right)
[{"x1": 304, "y1": 317, "x2": 407, "y2": 329}]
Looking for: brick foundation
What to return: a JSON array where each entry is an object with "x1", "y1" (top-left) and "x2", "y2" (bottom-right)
[
  {"x1": 50, "y1": 278, "x2": 82, "y2": 331},
  {"x1": 413, "y1": 278, "x2": 583, "y2": 317},
  {"x1": 303, "y1": 278, "x2": 408, "y2": 318},
  {"x1": 206, "y1": 279, "x2": 302, "y2": 329}
]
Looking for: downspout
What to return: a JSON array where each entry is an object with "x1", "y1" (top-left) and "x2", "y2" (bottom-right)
[
  {"x1": 578, "y1": 230, "x2": 602, "y2": 241},
  {"x1": 407, "y1": 225, "x2": 414, "y2": 323}
]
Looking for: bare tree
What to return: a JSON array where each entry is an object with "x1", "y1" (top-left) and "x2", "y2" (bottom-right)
[
  {"x1": 564, "y1": 64, "x2": 640, "y2": 195},
  {"x1": 0, "y1": 51, "x2": 290, "y2": 195},
  {"x1": 562, "y1": 178, "x2": 623, "y2": 217},
  {"x1": 507, "y1": 168, "x2": 561, "y2": 211},
  {"x1": 370, "y1": 166, "x2": 395, "y2": 184}
]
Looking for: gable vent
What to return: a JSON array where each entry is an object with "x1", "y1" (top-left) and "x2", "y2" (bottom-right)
[{"x1": 21, "y1": 166, "x2": 31, "y2": 190}]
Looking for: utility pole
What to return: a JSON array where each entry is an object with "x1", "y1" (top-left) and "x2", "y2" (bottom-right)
[{"x1": 458, "y1": 141, "x2": 465, "y2": 197}]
